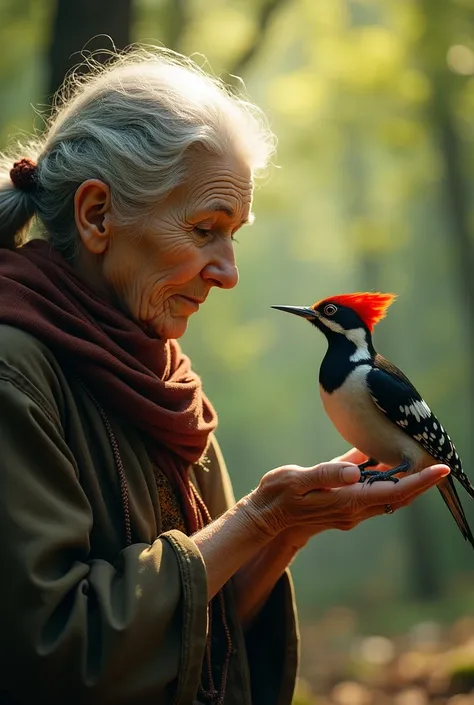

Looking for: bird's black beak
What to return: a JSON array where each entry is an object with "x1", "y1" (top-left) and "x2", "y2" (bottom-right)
[{"x1": 271, "y1": 305, "x2": 317, "y2": 319}]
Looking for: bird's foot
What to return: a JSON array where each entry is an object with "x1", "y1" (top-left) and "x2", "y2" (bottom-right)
[
  {"x1": 359, "y1": 469, "x2": 400, "y2": 484},
  {"x1": 358, "y1": 457, "x2": 379, "y2": 471},
  {"x1": 358, "y1": 459, "x2": 410, "y2": 485}
]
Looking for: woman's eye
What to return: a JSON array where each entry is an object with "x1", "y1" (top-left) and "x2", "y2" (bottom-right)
[
  {"x1": 193, "y1": 226, "x2": 239, "y2": 243},
  {"x1": 193, "y1": 227, "x2": 212, "y2": 238},
  {"x1": 324, "y1": 304, "x2": 337, "y2": 316}
]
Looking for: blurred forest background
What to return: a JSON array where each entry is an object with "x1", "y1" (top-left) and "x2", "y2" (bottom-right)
[{"x1": 2, "y1": 0, "x2": 474, "y2": 702}]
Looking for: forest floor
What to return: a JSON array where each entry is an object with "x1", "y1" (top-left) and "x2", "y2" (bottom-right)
[{"x1": 295, "y1": 607, "x2": 474, "y2": 705}]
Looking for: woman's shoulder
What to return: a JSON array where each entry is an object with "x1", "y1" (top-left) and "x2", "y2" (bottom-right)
[
  {"x1": 0, "y1": 324, "x2": 66, "y2": 418},
  {"x1": 0, "y1": 323, "x2": 61, "y2": 375},
  {"x1": 0, "y1": 322, "x2": 49, "y2": 351}
]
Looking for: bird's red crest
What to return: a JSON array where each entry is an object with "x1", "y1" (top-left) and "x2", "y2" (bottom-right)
[{"x1": 314, "y1": 292, "x2": 396, "y2": 331}]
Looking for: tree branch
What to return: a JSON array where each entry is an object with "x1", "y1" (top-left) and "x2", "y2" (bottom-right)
[
  {"x1": 228, "y1": 0, "x2": 291, "y2": 78},
  {"x1": 163, "y1": 0, "x2": 189, "y2": 52}
]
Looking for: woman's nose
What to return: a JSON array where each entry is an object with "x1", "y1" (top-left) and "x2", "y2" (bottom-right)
[{"x1": 201, "y1": 241, "x2": 239, "y2": 290}]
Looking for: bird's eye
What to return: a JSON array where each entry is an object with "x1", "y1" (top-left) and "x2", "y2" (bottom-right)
[{"x1": 324, "y1": 304, "x2": 337, "y2": 316}]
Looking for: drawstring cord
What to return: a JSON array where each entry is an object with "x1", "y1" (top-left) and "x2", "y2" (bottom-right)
[
  {"x1": 77, "y1": 378, "x2": 132, "y2": 546},
  {"x1": 77, "y1": 378, "x2": 231, "y2": 705}
]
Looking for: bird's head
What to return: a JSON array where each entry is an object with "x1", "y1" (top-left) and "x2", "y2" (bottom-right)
[{"x1": 272, "y1": 292, "x2": 396, "y2": 346}]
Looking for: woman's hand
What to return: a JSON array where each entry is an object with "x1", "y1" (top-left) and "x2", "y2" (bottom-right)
[
  {"x1": 246, "y1": 448, "x2": 450, "y2": 547},
  {"x1": 192, "y1": 449, "x2": 449, "y2": 602}
]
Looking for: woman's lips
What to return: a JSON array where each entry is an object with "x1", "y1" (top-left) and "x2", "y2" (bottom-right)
[{"x1": 173, "y1": 295, "x2": 201, "y2": 312}]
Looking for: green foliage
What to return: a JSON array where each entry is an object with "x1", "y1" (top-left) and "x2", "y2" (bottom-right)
[{"x1": 0, "y1": 0, "x2": 53, "y2": 143}]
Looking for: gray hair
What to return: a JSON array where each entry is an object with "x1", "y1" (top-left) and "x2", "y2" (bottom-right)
[{"x1": 0, "y1": 47, "x2": 276, "y2": 255}]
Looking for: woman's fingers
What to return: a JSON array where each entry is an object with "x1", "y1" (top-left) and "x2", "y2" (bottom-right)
[
  {"x1": 349, "y1": 464, "x2": 450, "y2": 517},
  {"x1": 257, "y1": 461, "x2": 450, "y2": 539},
  {"x1": 326, "y1": 465, "x2": 451, "y2": 526},
  {"x1": 357, "y1": 464, "x2": 450, "y2": 507},
  {"x1": 376, "y1": 466, "x2": 450, "y2": 512},
  {"x1": 302, "y1": 464, "x2": 450, "y2": 513},
  {"x1": 298, "y1": 462, "x2": 361, "y2": 490}
]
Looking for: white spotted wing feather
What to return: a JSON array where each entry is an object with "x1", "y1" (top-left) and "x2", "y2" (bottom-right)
[{"x1": 367, "y1": 355, "x2": 474, "y2": 497}]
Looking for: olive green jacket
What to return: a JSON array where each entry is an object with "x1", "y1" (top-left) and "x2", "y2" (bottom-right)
[{"x1": 0, "y1": 325, "x2": 298, "y2": 705}]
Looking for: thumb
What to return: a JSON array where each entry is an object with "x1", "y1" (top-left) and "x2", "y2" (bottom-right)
[{"x1": 304, "y1": 462, "x2": 361, "y2": 489}]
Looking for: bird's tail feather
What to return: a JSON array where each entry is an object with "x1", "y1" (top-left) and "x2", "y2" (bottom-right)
[
  {"x1": 455, "y1": 472, "x2": 474, "y2": 501},
  {"x1": 437, "y1": 476, "x2": 474, "y2": 549}
]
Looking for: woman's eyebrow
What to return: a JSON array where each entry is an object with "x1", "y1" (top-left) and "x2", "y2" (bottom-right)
[{"x1": 201, "y1": 200, "x2": 255, "y2": 225}]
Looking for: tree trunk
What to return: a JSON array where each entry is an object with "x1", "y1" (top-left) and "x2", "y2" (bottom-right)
[
  {"x1": 432, "y1": 103, "x2": 474, "y2": 426},
  {"x1": 417, "y1": 0, "x2": 474, "y2": 458},
  {"x1": 229, "y1": 0, "x2": 290, "y2": 77},
  {"x1": 47, "y1": 0, "x2": 133, "y2": 100},
  {"x1": 161, "y1": 0, "x2": 188, "y2": 51}
]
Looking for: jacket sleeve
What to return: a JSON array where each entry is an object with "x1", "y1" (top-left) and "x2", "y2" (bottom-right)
[
  {"x1": 195, "y1": 435, "x2": 299, "y2": 705},
  {"x1": 244, "y1": 573, "x2": 299, "y2": 705},
  {"x1": 0, "y1": 368, "x2": 208, "y2": 705}
]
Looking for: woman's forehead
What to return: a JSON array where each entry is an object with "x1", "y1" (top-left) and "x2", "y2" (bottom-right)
[
  {"x1": 188, "y1": 151, "x2": 253, "y2": 184},
  {"x1": 174, "y1": 153, "x2": 254, "y2": 213}
]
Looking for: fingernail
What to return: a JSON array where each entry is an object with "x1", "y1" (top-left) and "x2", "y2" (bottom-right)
[
  {"x1": 438, "y1": 466, "x2": 451, "y2": 477},
  {"x1": 342, "y1": 466, "x2": 360, "y2": 484}
]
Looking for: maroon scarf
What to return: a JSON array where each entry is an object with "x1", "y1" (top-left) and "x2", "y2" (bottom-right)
[{"x1": 0, "y1": 239, "x2": 218, "y2": 533}]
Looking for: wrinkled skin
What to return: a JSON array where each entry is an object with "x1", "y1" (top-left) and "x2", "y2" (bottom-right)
[
  {"x1": 250, "y1": 449, "x2": 450, "y2": 548},
  {"x1": 74, "y1": 150, "x2": 253, "y2": 339}
]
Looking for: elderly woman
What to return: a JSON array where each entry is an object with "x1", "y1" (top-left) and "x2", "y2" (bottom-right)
[{"x1": 0, "y1": 49, "x2": 447, "y2": 705}]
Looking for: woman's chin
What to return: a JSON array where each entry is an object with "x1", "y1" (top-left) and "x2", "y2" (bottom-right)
[{"x1": 150, "y1": 315, "x2": 190, "y2": 340}]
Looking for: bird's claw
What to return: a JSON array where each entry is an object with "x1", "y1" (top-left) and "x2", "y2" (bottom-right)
[
  {"x1": 358, "y1": 459, "x2": 410, "y2": 484},
  {"x1": 358, "y1": 457, "x2": 379, "y2": 471},
  {"x1": 367, "y1": 474, "x2": 399, "y2": 484},
  {"x1": 358, "y1": 469, "x2": 400, "y2": 484}
]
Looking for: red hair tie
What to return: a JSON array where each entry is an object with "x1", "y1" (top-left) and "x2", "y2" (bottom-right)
[{"x1": 10, "y1": 158, "x2": 38, "y2": 192}]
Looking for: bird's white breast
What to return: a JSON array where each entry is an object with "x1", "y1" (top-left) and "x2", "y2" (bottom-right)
[{"x1": 320, "y1": 365, "x2": 430, "y2": 471}]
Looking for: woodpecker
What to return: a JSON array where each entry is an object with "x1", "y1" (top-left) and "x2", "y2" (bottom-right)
[{"x1": 272, "y1": 292, "x2": 474, "y2": 549}]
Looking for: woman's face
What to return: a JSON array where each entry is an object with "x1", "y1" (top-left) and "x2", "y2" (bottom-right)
[{"x1": 79, "y1": 152, "x2": 254, "y2": 339}]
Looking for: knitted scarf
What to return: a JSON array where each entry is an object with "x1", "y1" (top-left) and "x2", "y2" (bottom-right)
[{"x1": 0, "y1": 239, "x2": 218, "y2": 533}]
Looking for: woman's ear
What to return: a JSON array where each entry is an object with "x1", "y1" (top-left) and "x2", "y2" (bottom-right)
[{"x1": 74, "y1": 180, "x2": 112, "y2": 254}]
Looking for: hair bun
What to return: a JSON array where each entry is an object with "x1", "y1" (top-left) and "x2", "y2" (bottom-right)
[{"x1": 10, "y1": 158, "x2": 38, "y2": 192}]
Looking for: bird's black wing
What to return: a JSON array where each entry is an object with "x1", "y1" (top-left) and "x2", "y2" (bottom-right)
[
  {"x1": 368, "y1": 354, "x2": 474, "y2": 497},
  {"x1": 367, "y1": 355, "x2": 474, "y2": 548}
]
